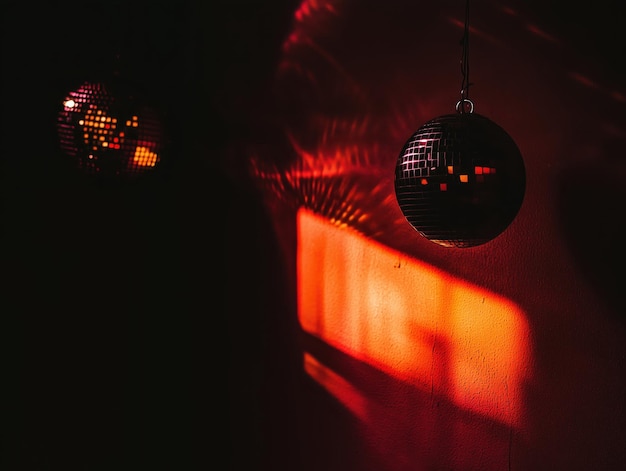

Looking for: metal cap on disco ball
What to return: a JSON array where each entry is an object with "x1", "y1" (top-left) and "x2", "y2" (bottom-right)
[
  {"x1": 57, "y1": 80, "x2": 166, "y2": 182},
  {"x1": 394, "y1": 106, "x2": 526, "y2": 248}
]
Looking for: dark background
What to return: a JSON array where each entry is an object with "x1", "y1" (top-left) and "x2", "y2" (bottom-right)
[
  {"x1": 3, "y1": 1, "x2": 210, "y2": 469},
  {"x1": 2, "y1": 1, "x2": 293, "y2": 468}
]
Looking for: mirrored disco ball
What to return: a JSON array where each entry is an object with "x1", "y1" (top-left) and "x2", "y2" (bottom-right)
[
  {"x1": 394, "y1": 113, "x2": 526, "y2": 248},
  {"x1": 57, "y1": 81, "x2": 164, "y2": 180}
]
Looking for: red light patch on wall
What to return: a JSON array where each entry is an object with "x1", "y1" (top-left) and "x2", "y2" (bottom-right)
[{"x1": 297, "y1": 208, "x2": 532, "y2": 429}]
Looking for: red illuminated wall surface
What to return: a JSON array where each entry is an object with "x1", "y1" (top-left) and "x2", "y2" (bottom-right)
[
  {"x1": 298, "y1": 208, "x2": 531, "y2": 469},
  {"x1": 227, "y1": 1, "x2": 626, "y2": 471}
]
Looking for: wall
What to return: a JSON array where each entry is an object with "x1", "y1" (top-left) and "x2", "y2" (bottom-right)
[{"x1": 228, "y1": 1, "x2": 626, "y2": 471}]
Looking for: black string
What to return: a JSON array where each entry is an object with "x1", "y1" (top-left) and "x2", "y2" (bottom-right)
[{"x1": 459, "y1": 0, "x2": 472, "y2": 112}]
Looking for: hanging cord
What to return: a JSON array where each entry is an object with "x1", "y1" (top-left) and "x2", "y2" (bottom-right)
[{"x1": 456, "y1": 0, "x2": 474, "y2": 113}]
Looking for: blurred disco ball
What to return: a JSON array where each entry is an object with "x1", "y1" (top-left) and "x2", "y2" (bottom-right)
[
  {"x1": 57, "y1": 81, "x2": 164, "y2": 180},
  {"x1": 394, "y1": 112, "x2": 526, "y2": 248}
]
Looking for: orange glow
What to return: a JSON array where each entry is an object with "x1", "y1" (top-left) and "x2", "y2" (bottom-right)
[
  {"x1": 81, "y1": 107, "x2": 123, "y2": 150},
  {"x1": 132, "y1": 146, "x2": 158, "y2": 167},
  {"x1": 297, "y1": 208, "x2": 531, "y2": 428},
  {"x1": 474, "y1": 166, "x2": 496, "y2": 176},
  {"x1": 303, "y1": 352, "x2": 369, "y2": 422}
]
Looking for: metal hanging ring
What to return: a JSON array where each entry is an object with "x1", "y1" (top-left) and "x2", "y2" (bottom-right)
[{"x1": 455, "y1": 99, "x2": 474, "y2": 114}]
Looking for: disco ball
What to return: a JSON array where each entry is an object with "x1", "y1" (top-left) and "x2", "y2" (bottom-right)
[
  {"x1": 394, "y1": 112, "x2": 526, "y2": 248},
  {"x1": 57, "y1": 81, "x2": 165, "y2": 180}
]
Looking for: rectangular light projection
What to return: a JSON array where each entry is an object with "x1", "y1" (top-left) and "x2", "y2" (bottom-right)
[{"x1": 297, "y1": 208, "x2": 532, "y2": 428}]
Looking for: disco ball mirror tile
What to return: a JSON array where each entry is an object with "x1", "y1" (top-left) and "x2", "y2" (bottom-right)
[{"x1": 57, "y1": 82, "x2": 164, "y2": 179}]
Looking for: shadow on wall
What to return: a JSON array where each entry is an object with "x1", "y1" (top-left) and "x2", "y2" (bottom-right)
[
  {"x1": 302, "y1": 335, "x2": 517, "y2": 471},
  {"x1": 556, "y1": 146, "x2": 626, "y2": 320},
  {"x1": 297, "y1": 209, "x2": 532, "y2": 471}
]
